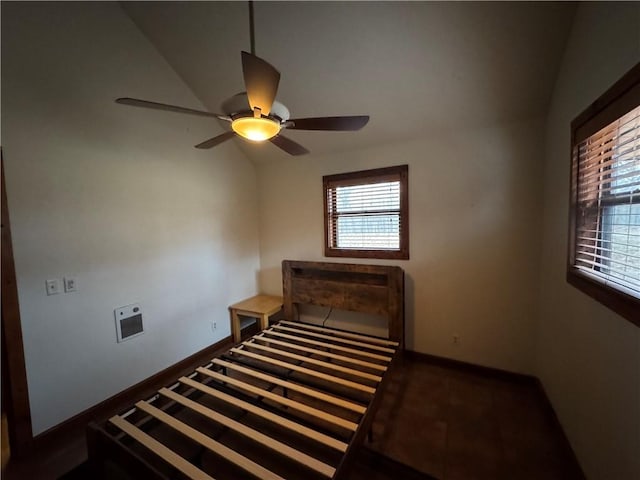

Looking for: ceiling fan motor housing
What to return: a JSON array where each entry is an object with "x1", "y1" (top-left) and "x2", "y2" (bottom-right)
[{"x1": 222, "y1": 92, "x2": 290, "y2": 122}]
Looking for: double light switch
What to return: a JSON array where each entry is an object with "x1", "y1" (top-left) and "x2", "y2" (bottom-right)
[{"x1": 46, "y1": 277, "x2": 77, "y2": 295}]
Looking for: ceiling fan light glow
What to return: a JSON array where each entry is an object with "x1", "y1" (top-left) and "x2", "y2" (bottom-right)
[{"x1": 231, "y1": 117, "x2": 281, "y2": 142}]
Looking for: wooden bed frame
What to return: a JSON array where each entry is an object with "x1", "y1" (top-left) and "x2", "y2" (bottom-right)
[{"x1": 87, "y1": 260, "x2": 404, "y2": 480}]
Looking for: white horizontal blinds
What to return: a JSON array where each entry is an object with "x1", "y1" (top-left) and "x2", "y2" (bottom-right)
[
  {"x1": 327, "y1": 174, "x2": 401, "y2": 250},
  {"x1": 574, "y1": 104, "x2": 640, "y2": 297}
]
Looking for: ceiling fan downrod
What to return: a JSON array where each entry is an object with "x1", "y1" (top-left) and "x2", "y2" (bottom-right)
[{"x1": 248, "y1": 0, "x2": 256, "y2": 56}]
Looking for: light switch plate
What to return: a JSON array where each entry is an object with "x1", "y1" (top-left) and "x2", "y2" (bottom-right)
[
  {"x1": 64, "y1": 277, "x2": 77, "y2": 293},
  {"x1": 46, "y1": 279, "x2": 60, "y2": 296}
]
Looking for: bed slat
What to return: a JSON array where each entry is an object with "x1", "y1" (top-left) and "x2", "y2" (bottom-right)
[
  {"x1": 179, "y1": 376, "x2": 348, "y2": 452},
  {"x1": 196, "y1": 367, "x2": 359, "y2": 431},
  {"x1": 135, "y1": 401, "x2": 285, "y2": 480},
  {"x1": 109, "y1": 415, "x2": 215, "y2": 480},
  {"x1": 158, "y1": 388, "x2": 336, "y2": 478},
  {"x1": 278, "y1": 320, "x2": 399, "y2": 347},
  {"x1": 255, "y1": 334, "x2": 387, "y2": 371},
  {"x1": 272, "y1": 325, "x2": 396, "y2": 353},
  {"x1": 230, "y1": 348, "x2": 376, "y2": 394},
  {"x1": 213, "y1": 358, "x2": 366, "y2": 414},
  {"x1": 242, "y1": 341, "x2": 383, "y2": 382},
  {"x1": 264, "y1": 329, "x2": 392, "y2": 362}
]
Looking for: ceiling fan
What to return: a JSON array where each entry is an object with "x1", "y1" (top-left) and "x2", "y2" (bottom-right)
[{"x1": 116, "y1": 2, "x2": 369, "y2": 156}]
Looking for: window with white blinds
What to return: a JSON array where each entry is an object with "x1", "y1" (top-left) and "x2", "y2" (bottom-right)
[
  {"x1": 574, "y1": 106, "x2": 640, "y2": 296},
  {"x1": 323, "y1": 165, "x2": 408, "y2": 259},
  {"x1": 568, "y1": 62, "x2": 640, "y2": 325}
]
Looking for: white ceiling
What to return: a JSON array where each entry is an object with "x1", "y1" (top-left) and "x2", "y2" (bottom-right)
[{"x1": 121, "y1": 1, "x2": 576, "y2": 163}]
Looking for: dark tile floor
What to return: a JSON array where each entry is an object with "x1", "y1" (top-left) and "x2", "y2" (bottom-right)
[
  {"x1": 5, "y1": 355, "x2": 585, "y2": 480},
  {"x1": 365, "y1": 357, "x2": 585, "y2": 480}
]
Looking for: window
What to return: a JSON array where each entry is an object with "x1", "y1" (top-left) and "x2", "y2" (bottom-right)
[
  {"x1": 323, "y1": 165, "x2": 408, "y2": 259},
  {"x1": 568, "y1": 63, "x2": 640, "y2": 325}
]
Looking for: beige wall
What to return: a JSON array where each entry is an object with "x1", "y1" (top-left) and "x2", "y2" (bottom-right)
[
  {"x1": 536, "y1": 3, "x2": 640, "y2": 479},
  {"x1": 257, "y1": 117, "x2": 544, "y2": 373},
  {"x1": 2, "y1": 2, "x2": 260, "y2": 435},
  {"x1": 4, "y1": 5, "x2": 637, "y2": 474}
]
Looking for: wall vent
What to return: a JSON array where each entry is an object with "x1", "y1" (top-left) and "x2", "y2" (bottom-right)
[{"x1": 115, "y1": 304, "x2": 144, "y2": 342}]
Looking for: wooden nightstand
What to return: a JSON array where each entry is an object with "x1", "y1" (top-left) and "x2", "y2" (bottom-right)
[{"x1": 228, "y1": 294, "x2": 283, "y2": 343}]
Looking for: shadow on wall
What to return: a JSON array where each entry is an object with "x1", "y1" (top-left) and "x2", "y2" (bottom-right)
[{"x1": 259, "y1": 264, "x2": 284, "y2": 297}]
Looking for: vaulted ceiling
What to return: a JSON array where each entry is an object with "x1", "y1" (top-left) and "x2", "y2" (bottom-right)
[{"x1": 121, "y1": 1, "x2": 576, "y2": 163}]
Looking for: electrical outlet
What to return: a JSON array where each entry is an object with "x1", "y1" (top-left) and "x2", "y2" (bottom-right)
[
  {"x1": 46, "y1": 279, "x2": 60, "y2": 296},
  {"x1": 453, "y1": 334, "x2": 460, "y2": 344},
  {"x1": 211, "y1": 321, "x2": 217, "y2": 332}
]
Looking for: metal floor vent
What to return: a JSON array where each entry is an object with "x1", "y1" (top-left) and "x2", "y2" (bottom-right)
[{"x1": 115, "y1": 304, "x2": 144, "y2": 342}]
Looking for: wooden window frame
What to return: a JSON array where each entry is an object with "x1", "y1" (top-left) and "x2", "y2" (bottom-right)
[
  {"x1": 323, "y1": 165, "x2": 409, "y2": 260},
  {"x1": 567, "y1": 62, "x2": 640, "y2": 326},
  {"x1": 1, "y1": 153, "x2": 34, "y2": 456}
]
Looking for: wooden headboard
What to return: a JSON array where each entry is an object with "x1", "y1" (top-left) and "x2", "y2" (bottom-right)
[{"x1": 282, "y1": 260, "x2": 404, "y2": 347}]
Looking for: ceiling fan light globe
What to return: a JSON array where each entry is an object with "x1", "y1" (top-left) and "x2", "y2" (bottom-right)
[{"x1": 231, "y1": 116, "x2": 281, "y2": 142}]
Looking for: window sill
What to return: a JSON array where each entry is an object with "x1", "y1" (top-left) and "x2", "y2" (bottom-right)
[
  {"x1": 325, "y1": 248, "x2": 409, "y2": 260},
  {"x1": 566, "y1": 268, "x2": 640, "y2": 327}
]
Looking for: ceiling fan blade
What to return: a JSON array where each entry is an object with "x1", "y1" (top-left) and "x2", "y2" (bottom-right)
[
  {"x1": 287, "y1": 116, "x2": 370, "y2": 131},
  {"x1": 270, "y1": 135, "x2": 310, "y2": 156},
  {"x1": 116, "y1": 98, "x2": 231, "y2": 122},
  {"x1": 241, "y1": 51, "x2": 280, "y2": 116},
  {"x1": 194, "y1": 131, "x2": 236, "y2": 149}
]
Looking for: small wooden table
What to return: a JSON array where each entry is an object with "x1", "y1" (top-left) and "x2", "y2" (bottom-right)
[{"x1": 229, "y1": 295, "x2": 283, "y2": 343}]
